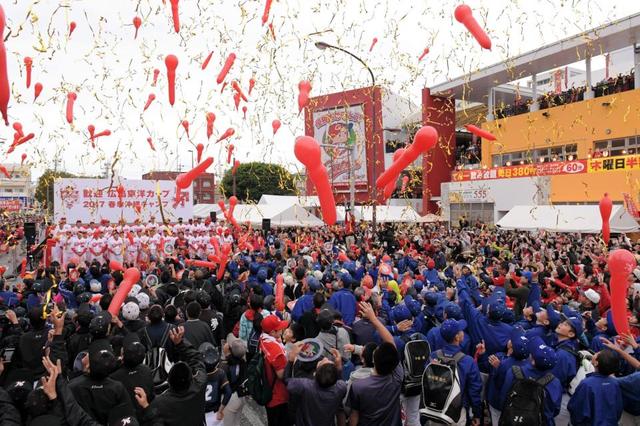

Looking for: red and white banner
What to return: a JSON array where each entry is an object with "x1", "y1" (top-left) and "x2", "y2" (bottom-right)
[
  {"x1": 0, "y1": 199, "x2": 22, "y2": 212},
  {"x1": 451, "y1": 160, "x2": 587, "y2": 182},
  {"x1": 54, "y1": 178, "x2": 193, "y2": 223}
]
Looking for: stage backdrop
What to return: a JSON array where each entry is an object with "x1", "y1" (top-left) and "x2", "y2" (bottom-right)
[{"x1": 54, "y1": 178, "x2": 193, "y2": 223}]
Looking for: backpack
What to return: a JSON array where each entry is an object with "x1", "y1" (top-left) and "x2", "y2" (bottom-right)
[
  {"x1": 401, "y1": 334, "x2": 431, "y2": 397},
  {"x1": 246, "y1": 328, "x2": 261, "y2": 361},
  {"x1": 241, "y1": 342, "x2": 276, "y2": 406},
  {"x1": 499, "y1": 365, "x2": 554, "y2": 426},
  {"x1": 420, "y1": 350, "x2": 465, "y2": 424},
  {"x1": 143, "y1": 326, "x2": 174, "y2": 394},
  {"x1": 568, "y1": 349, "x2": 595, "y2": 395}
]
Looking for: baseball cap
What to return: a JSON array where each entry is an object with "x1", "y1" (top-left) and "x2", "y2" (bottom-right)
[
  {"x1": 440, "y1": 319, "x2": 467, "y2": 342},
  {"x1": 509, "y1": 329, "x2": 530, "y2": 360},
  {"x1": 545, "y1": 305, "x2": 562, "y2": 329},
  {"x1": 564, "y1": 315, "x2": 584, "y2": 337},
  {"x1": 427, "y1": 259, "x2": 435, "y2": 269},
  {"x1": 522, "y1": 271, "x2": 533, "y2": 282},
  {"x1": 89, "y1": 311, "x2": 112, "y2": 336},
  {"x1": 261, "y1": 315, "x2": 289, "y2": 333},
  {"x1": 122, "y1": 341, "x2": 146, "y2": 367},
  {"x1": 121, "y1": 301, "x2": 140, "y2": 321},
  {"x1": 528, "y1": 336, "x2": 557, "y2": 370},
  {"x1": 306, "y1": 276, "x2": 322, "y2": 291},
  {"x1": 391, "y1": 304, "x2": 412, "y2": 323},
  {"x1": 444, "y1": 302, "x2": 463, "y2": 320},
  {"x1": 199, "y1": 342, "x2": 220, "y2": 370},
  {"x1": 584, "y1": 288, "x2": 601, "y2": 304}
]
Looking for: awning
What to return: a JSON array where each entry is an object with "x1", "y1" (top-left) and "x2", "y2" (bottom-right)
[
  {"x1": 495, "y1": 205, "x2": 639, "y2": 233},
  {"x1": 193, "y1": 202, "x2": 324, "y2": 227},
  {"x1": 257, "y1": 194, "x2": 320, "y2": 208},
  {"x1": 336, "y1": 205, "x2": 424, "y2": 222}
]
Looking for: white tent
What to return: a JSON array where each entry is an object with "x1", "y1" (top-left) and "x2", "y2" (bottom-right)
[
  {"x1": 495, "y1": 205, "x2": 639, "y2": 233},
  {"x1": 258, "y1": 195, "x2": 320, "y2": 208},
  {"x1": 192, "y1": 203, "x2": 219, "y2": 218},
  {"x1": 335, "y1": 205, "x2": 423, "y2": 222},
  {"x1": 193, "y1": 202, "x2": 323, "y2": 227}
]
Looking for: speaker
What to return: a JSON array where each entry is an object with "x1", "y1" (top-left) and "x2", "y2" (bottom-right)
[
  {"x1": 24, "y1": 222, "x2": 36, "y2": 246},
  {"x1": 210, "y1": 211, "x2": 217, "y2": 222},
  {"x1": 262, "y1": 218, "x2": 271, "y2": 233}
]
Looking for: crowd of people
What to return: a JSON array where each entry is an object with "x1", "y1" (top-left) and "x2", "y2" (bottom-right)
[{"x1": 0, "y1": 216, "x2": 638, "y2": 425}]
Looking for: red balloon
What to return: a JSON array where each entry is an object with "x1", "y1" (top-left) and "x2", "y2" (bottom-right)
[
  {"x1": 0, "y1": 6, "x2": 9, "y2": 125},
  {"x1": 181, "y1": 119, "x2": 189, "y2": 137},
  {"x1": 294, "y1": 136, "x2": 336, "y2": 225},
  {"x1": 272, "y1": 119, "x2": 281, "y2": 135},
  {"x1": 206, "y1": 112, "x2": 215, "y2": 139},
  {"x1": 133, "y1": 16, "x2": 142, "y2": 39},
  {"x1": 69, "y1": 21, "x2": 77, "y2": 37},
  {"x1": 217, "y1": 53, "x2": 236, "y2": 85},
  {"x1": 262, "y1": 0, "x2": 273, "y2": 25},
  {"x1": 34, "y1": 82, "x2": 42, "y2": 101},
  {"x1": 94, "y1": 129, "x2": 111, "y2": 139},
  {"x1": 401, "y1": 175, "x2": 409, "y2": 193},
  {"x1": 117, "y1": 184, "x2": 125, "y2": 201},
  {"x1": 419, "y1": 47, "x2": 429, "y2": 61},
  {"x1": 369, "y1": 37, "x2": 378, "y2": 52},
  {"x1": 275, "y1": 274, "x2": 285, "y2": 311},
  {"x1": 176, "y1": 157, "x2": 213, "y2": 189},
  {"x1": 88, "y1": 124, "x2": 96, "y2": 147},
  {"x1": 201, "y1": 51, "x2": 213, "y2": 70},
  {"x1": 24, "y1": 57, "x2": 32, "y2": 88},
  {"x1": 242, "y1": 106, "x2": 247, "y2": 119},
  {"x1": 109, "y1": 259, "x2": 124, "y2": 272},
  {"x1": 248, "y1": 77, "x2": 256, "y2": 95},
  {"x1": 600, "y1": 193, "x2": 613, "y2": 245},
  {"x1": 216, "y1": 127, "x2": 234, "y2": 143},
  {"x1": 196, "y1": 143, "x2": 204, "y2": 163},
  {"x1": 169, "y1": 0, "x2": 180, "y2": 33},
  {"x1": 233, "y1": 92, "x2": 241, "y2": 110},
  {"x1": 232, "y1": 159, "x2": 240, "y2": 175},
  {"x1": 376, "y1": 126, "x2": 438, "y2": 189},
  {"x1": 143, "y1": 93, "x2": 155, "y2": 111},
  {"x1": 66, "y1": 92, "x2": 77, "y2": 125},
  {"x1": 465, "y1": 124, "x2": 496, "y2": 141},
  {"x1": 108, "y1": 268, "x2": 141, "y2": 316},
  {"x1": 146, "y1": 137, "x2": 155, "y2": 151},
  {"x1": 297, "y1": 80, "x2": 312, "y2": 113},
  {"x1": 13, "y1": 122, "x2": 23, "y2": 137},
  {"x1": 152, "y1": 68, "x2": 160, "y2": 87},
  {"x1": 228, "y1": 195, "x2": 238, "y2": 214},
  {"x1": 227, "y1": 144, "x2": 234, "y2": 164},
  {"x1": 454, "y1": 4, "x2": 492, "y2": 50},
  {"x1": 231, "y1": 80, "x2": 248, "y2": 102},
  {"x1": 20, "y1": 153, "x2": 26, "y2": 165},
  {"x1": 383, "y1": 148, "x2": 406, "y2": 200},
  {"x1": 607, "y1": 249, "x2": 636, "y2": 336},
  {"x1": 0, "y1": 165, "x2": 10, "y2": 179},
  {"x1": 186, "y1": 259, "x2": 217, "y2": 269},
  {"x1": 165, "y1": 55, "x2": 178, "y2": 106}
]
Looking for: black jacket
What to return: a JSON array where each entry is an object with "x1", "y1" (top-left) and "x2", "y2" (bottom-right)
[
  {"x1": 183, "y1": 319, "x2": 215, "y2": 349},
  {"x1": 110, "y1": 364, "x2": 155, "y2": 420},
  {"x1": 68, "y1": 375, "x2": 135, "y2": 424}
]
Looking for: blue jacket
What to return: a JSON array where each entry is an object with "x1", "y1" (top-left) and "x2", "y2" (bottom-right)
[
  {"x1": 527, "y1": 282, "x2": 541, "y2": 311},
  {"x1": 426, "y1": 325, "x2": 472, "y2": 355},
  {"x1": 525, "y1": 324, "x2": 551, "y2": 345},
  {"x1": 552, "y1": 339, "x2": 578, "y2": 391},
  {"x1": 589, "y1": 331, "x2": 613, "y2": 353},
  {"x1": 423, "y1": 268, "x2": 441, "y2": 287},
  {"x1": 568, "y1": 372, "x2": 623, "y2": 426},
  {"x1": 486, "y1": 353, "x2": 528, "y2": 410},
  {"x1": 327, "y1": 288, "x2": 356, "y2": 326},
  {"x1": 430, "y1": 343, "x2": 482, "y2": 418},
  {"x1": 291, "y1": 293, "x2": 314, "y2": 322},
  {"x1": 616, "y1": 371, "x2": 640, "y2": 416},
  {"x1": 499, "y1": 364, "x2": 562, "y2": 425}
]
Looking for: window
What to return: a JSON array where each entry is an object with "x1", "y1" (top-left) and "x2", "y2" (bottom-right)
[
  {"x1": 594, "y1": 135, "x2": 640, "y2": 156},
  {"x1": 202, "y1": 180, "x2": 212, "y2": 188}
]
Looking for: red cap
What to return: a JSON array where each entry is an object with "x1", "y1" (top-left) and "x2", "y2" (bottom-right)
[
  {"x1": 261, "y1": 315, "x2": 289, "y2": 333},
  {"x1": 427, "y1": 259, "x2": 435, "y2": 269}
]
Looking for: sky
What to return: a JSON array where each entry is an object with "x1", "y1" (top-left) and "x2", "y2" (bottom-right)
[{"x1": 2, "y1": 0, "x2": 640, "y2": 183}]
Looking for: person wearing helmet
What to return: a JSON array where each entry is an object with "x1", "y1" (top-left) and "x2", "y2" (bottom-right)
[{"x1": 200, "y1": 342, "x2": 231, "y2": 425}]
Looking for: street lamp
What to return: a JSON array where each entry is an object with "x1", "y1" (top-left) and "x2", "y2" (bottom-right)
[{"x1": 315, "y1": 41, "x2": 378, "y2": 231}]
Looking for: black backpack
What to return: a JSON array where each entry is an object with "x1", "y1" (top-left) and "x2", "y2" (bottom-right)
[
  {"x1": 143, "y1": 326, "x2": 174, "y2": 394},
  {"x1": 420, "y1": 350, "x2": 465, "y2": 424},
  {"x1": 241, "y1": 344, "x2": 276, "y2": 406},
  {"x1": 401, "y1": 334, "x2": 431, "y2": 397},
  {"x1": 499, "y1": 365, "x2": 554, "y2": 426},
  {"x1": 246, "y1": 328, "x2": 260, "y2": 361}
]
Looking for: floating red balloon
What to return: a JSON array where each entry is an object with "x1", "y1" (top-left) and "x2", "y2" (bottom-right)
[
  {"x1": 294, "y1": 136, "x2": 336, "y2": 225},
  {"x1": 233, "y1": 92, "x2": 241, "y2": 110},
  {"x1": 262, "y1": 0, "x2": 273, "y2": 25},
  {"x1": 133, "y1": 16, "x2": 142, "y2": 39},
  {"x1": 0, "y1": 6, "x2": 10, "y2": 126},
  {"x1": 217, "y1": 53, "x2": 236, "y2": 85},
  {"x1": 217, "y1": 127, "x2": 234, "y2": 143},
  {"x1": 231, "y1": 80, "x2": 248, "y2": 102},
  {"x1": 88, "y1": 124, "x2": 96, "y2": 147},
  {"x1": 143, "y1": 93, "x2": 155, "y2": 111},
  {"x1": 600, "y1": 193, "x2": 613, "y2": 245},
  {"x1": 24, "y1": 57, "x2": 32, "y2": 88},
  {"x1": 242, "y1": 106, "x2": 247, "y2": 119},
  {"x1": 275, "y1": 274, "x2": 285, "y2": 311},
  {"x1": 464, "y1": 124, "x2": 496, "y2": 141},
  {"x1": 454, "y1": 4, "x2": 491, "y2": 50},
  {"x1": 227, "y1": 144, "x2": 234, "y2": 164},
  {"x1": 34, "y1": 82, "x2": 42, "y2": 101},
  {"x1": 383, "y1": 148, "x2": 406, "y2": 200},
  {"x1": 152, "y1": 68, "x2": 160, "y2": 86},
  {"x1": 272, "y1": 119, "x2": 281, "y2": 135},
  {"x1": 298, "y1": 80, "x2": 312, "y2": 113},
  {"x1": 369, "y1": 37, "x2": 378, "y2": 52},
  {"x1": 206, "y1": 112, "x2": 215, "y2": 139},
  {"x1": 109, "y1": 259, "x2": 124, "y2": 272},
  {"x1": 94, "y1": 129, "x2": 111, "y2": 139},
  {"x1": 0, "y1": 165, "x2": 10, "y2": 179},
  {"x1": 232, "y1": 159, "x2": 240, "y2": 175},
  {"x1": 108, "y1": 268, "x2": 140, "y2": 316},
  {"x1": 13, "y1": 122, "x2": 23, "y2": 137},
  {"x1": 607, "y1": 249, "x2": 636, "y2": 336},
  {"x1": 419, "y1": 47, "x2": 430, "y2": 61},
  {"x1": 181, "y1": 120, "x2": 189, "y2": 137},
  {"x1": 201, "y1": 51, "x2": 213, "y2": 70},
  {"x1": 147, "y1": 137, "x2": 155, "y2": 151},
  {"x1": 20, "y1": 153, "x2": 26, "y2": 165},
  {"x1": 176, "y1": 157, "x2": 213, "y2": 189},
  {"x1": 186, "y1": 259, "x2": 217, "y2": 269},
  {"x1": 169, "y1": 0, "x2": 180, "y2": 33},
  {"x1": 217, "y1": 243, "x2": 231, "y2": 280},
  {"x1": 69, "y1": 21, "x2": 77, "y2": 38},
  {"x1": 66, "y1": 92, "x2": 77, "y2": 125},
  {"x1": 117, "y1": 184, "x2": 125, "y2": 203},
  {"x1": 196, "y1": 143, "x2": 204, "y2": 163},
  {"x1": 248, "y1": 77, "x2": 256, "y2": 95},
  {"x1": 165, "y1": 54, "x2": 178, "y2": 106},
  {"x1": 376, "y1": 126, "x2": 438, "y2": 189}
]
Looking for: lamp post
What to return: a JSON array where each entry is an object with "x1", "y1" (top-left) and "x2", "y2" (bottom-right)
[{"x1": 315, "y1": 41, "x2": 378, "y2": 231}]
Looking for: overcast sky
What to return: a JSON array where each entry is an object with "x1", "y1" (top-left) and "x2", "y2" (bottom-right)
[{"x1": 2, "y1": 0, "x2": 639, "y2": 182}]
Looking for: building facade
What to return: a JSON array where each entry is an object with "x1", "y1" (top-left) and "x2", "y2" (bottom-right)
[
  {"x1": 0, "y1": 164, "x2": 33, "y2": 211},
  {"x1": 142, "y1": 171, "x2": 215, "y2": 204}
]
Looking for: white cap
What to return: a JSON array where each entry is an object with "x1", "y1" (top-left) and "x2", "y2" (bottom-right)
[
  {"x1": 313, "y1": 270, "x2": 324, "y2": 281},
  {"x1": 584, "y1": 288, "x2": 601, "y2": 304},
  {"x1": 89, "y1": 279, "x2": 102, "y2": 293},
  {"x1": 136, "y1": 292, "x2": 150, "y2": 310},
  {"x1": 283, "y1": 274, "x2": 294, "y2": 287},
  {"x1": 121, "y1": 301, "x2": 140, "y2": 321},
  {"x1": 128, "y1": 284, "x2": 141, "y2": 298}
]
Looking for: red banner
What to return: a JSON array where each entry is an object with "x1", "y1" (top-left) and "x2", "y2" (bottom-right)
[
  {"x1": 451, "y1": 160, "x2": 587, "y2": 182},
  {"x1": 0, "y1": 199, "x2": 22, "y2": 212}
]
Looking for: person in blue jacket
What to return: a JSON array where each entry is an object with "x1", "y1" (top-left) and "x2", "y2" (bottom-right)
[
  {"x1": 430, "y1": 319, "x2": 483, "y2": 425},
  {"x1": 290, "y1": 276, "x2": 322, "y2": 322},
  {"x1": 426, "y1": 302, "x2": 472, "y2": 355},
  {"x1": 422, "y1": 259, "x2": 442, "y2": 289},
  {"x1": 327, "y1": 272, "x2": 357, "y2": 326},
  {"x1": 418, "y1": 291, "x2": 441, "y2": 335},
  {"x1": 616, "y1": 371, "x2": 640, "y2": 422},
  {"x1": 589, "y1": 310, "x2": 618, "y2": 353},
  {"x1": 486, "y1": 329, "x2": 531, "y2": 425},
  {"x1": 499, "y1": 336, "x2": 562, "y2": 425},
  {"x1": 254, "y1": 268, "x2": 273, "y2": 296},
  {"x1": 522, "y1": 305, "x2": 554, "y2": 344},
  {"x1": 568, "y1": 348, "x2": 623, "y2": 426},
  {"x1": 551, "y1": 315, "x2": 582, "y2": 425}
]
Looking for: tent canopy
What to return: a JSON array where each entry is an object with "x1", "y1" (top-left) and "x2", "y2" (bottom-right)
[
  {"x1": 193, "y1": 202, "x2": 323, "y2": 227},
  {"x1": 335, "y1": 205, "x2": 424, "y2": 222},
  {"x1": 496, "y1": 205, "x2": 639, "y2": 233},
  {"x1": 258, "y1": 195, "x2": 320, "y2": 208}
]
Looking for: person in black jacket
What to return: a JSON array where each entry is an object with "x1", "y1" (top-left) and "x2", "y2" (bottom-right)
[
  {"x1": 110, "y1": 340, "x2": 154, "y2": 420},
  {"x1": 150, "y1": 325, "x2": 207, "y2": 425},
  {"x1": 183, "y1": 301, "x2": 215, "y2": 349}
]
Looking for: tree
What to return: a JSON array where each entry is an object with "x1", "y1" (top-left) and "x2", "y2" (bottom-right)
[
  {"x1": 221, "y1": 162, "x2": 296, "y2": 202},
  {"x1": 35, "y1": 169, "x2": 77, "y2": 213}
]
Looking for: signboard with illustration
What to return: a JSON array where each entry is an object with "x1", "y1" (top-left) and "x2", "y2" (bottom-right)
[{"x1": 312, "y1": 104, "x2": 368, "y2": 191}]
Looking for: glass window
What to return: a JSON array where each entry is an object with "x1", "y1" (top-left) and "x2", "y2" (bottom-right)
[
  {"x1": 564, "y1": 144, "x2": 577, "y2": 155},
  {"x1": 202, "y1": 180, "x2": 212, "y2": 188},
  {"x1": 611, "y1": 139, "x2": 625, "y2": 148}
]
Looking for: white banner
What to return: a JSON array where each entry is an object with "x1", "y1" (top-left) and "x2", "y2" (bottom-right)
[{"x1": 54, "y1": 178, "x2": 193, "y2": 223}]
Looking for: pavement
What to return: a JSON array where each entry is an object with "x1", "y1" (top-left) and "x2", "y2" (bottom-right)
[{"x1": 238, "y1": 398, "x2": 268, "y2": 425}]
